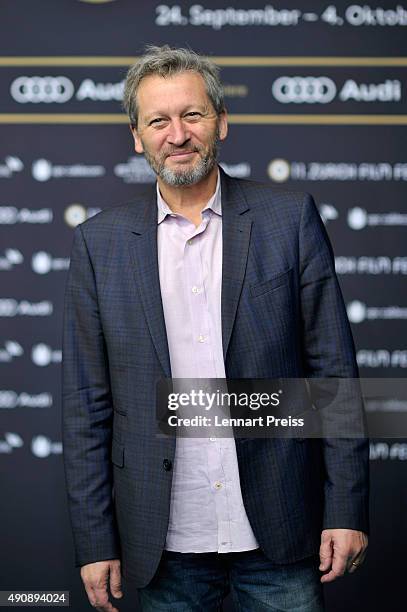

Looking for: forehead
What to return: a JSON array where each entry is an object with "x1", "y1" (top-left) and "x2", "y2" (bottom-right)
[{"x1": 136, "y1": 71, "x2": 211, "y2": 116}]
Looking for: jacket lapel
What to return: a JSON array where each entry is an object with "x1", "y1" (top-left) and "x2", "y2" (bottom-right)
[
  {"x1": 220, "y1": 168, "x2": 252, "y2": 363},
  {"x1": 128, "y1": 187, "x2": 172, "y2": 378}
]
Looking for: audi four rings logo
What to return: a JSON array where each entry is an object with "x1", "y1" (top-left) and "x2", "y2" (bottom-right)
[
  {"x1": 272, "y1": 76, "x2": 337, "y2": 104},
  {"x1": 10, "y1": 76, "x2": 75, "y2": 103}
]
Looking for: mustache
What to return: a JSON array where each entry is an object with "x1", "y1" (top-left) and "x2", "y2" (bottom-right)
[{"x1": 164, "y1": 146, "x2": 201, "y2": 157}]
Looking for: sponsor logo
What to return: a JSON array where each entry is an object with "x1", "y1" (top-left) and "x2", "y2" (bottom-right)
[
  {"x1": 0, "y1": 156, "x2": 24, "y2": 178},
  {"x1": 31, "y1": 343, "x2": 61, "y2": 366},
  {"x1": 0, "y1": 300, "x2": 53, "y2": 317},
  {"x1": 31, "y1": 251, "x2": 69, "y2": 274},
  {"x1": 336, "y1": 256, "x2": 407, "y2": 275},
  {"x1": 0, "y1": 249, "x2": 24, "y2": 271},
  {"x1": 0, "y1": 341, "x2": 61, "y2": 365},
  {"x1": 31, "y1": 435, "x2": 62, "y2": 458},
  {"x1": 0, "y1": 432, "x2": 62, "y2": 456},
  {"x1": 272, "y1": 76, "x2": 336, "y2": 104},
  {"x1": 0, "y1": 341, "x2": 62, "y2": 365},
  {"x1": 0, "y1": 391, "x2": 53, "y2": 409},
  {"x1": 271, "y1": 76, "x2": 401, "y2": 104},
  {"x1": 219, "y1": 162, "x2": 251, "y2": 178},
  {"x1": 0, "y1": 341, "x2": 23, "y2": 363},
  {"x1": 10, "y1": 75, "x2": 124, "y2": 104},
  {"x1": 357, "y1": 349, "x2": 407, "y2": 368},
  {"x1": 10, "y1": 76, "x2": 74, "y2": 103},
  {"x1": 114, "y1": 156, "x2": 156, "y2": 184},
  {"x1": 347, "y1": 300, "x2": 407, "y2": 323},
  {"x1": 32, "y1": 158, "x2": 105, "y2": 181},
  {"x1": 76, "y1": 78, "x2": 124, "y2": 101},
  {"x1": 370, "y1": 443, "x2": 407, "y2": 461},
  {"x1": 347, "y1": 207, "x2": 407, "y2": 229},
  {"x1": 0, "y1": 432, "x2": 23, "y2": 454},
  {"x1": 64, "y1": 203, "x2": 101, "y2": 227},
  {"x1": 339, "y1": 79, "x2": 400, "y2": 102},
  {"x1": 0, "y1": 207, "x2": 53, "y2": 224}
]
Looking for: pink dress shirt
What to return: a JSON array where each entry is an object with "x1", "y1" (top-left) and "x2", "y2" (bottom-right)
[{"x1": 156, "y1": 170, "x2": 259, "y2": 553}]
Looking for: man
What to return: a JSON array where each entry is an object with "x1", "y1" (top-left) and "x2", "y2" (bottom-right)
[{"x1": 62, "y1": 45, "x2": 369, "y2": 611}]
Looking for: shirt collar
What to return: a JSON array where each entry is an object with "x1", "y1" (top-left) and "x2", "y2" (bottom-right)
[{"x1": 156, "y1": 168, "x2": 221, "y2": 224}]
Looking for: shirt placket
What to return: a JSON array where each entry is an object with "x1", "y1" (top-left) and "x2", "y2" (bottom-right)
[
  {"x1": 180, "y1": 212, "x2": 232, "y2": 552},
  {"x1": 182, "y1": 212, "x2": 215, "y2": 378}
]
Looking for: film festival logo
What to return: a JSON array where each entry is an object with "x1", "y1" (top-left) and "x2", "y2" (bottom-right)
[
  {"x1": 357, "y1": 349, "x2": 407, "y2": 369},
  {"x1": 336, "y1": 256, "x2": 407, "y2": 276},
  {"x1": 268, "y1": 159, "x2": 407, "y2": 183}
]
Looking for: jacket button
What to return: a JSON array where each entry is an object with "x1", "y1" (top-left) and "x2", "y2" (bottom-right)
[{"x1": 163, "y1": 459, "x2": 172, "y2": 471}]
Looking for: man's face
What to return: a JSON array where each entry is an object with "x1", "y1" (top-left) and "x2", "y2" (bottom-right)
[{"x1": 130, "y1": 71, "x2": 228, "y2": 186}]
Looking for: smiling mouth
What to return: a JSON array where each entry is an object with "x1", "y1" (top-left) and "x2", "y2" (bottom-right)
[{"x1": 168, "y1": 151, "x2": 196, "y2": 158}]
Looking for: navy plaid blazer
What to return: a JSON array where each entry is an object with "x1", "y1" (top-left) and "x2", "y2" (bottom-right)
[{"x1": 62, "y1": 167, "x2": 369, "y2": 587}]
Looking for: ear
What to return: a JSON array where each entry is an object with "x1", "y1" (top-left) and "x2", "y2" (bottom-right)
[
  {"x1": 218, "y1": 109, "x2": 228, "y2": 142},
  {"x1": 130, "y1": 124, "x2": 144, "y2": 154}
]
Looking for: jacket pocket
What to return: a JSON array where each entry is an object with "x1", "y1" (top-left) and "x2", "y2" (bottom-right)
[
  {"x1": 250, "y1": 268, "x2": 292, "y2": 298},
  {"x1": 111, "y1": 438, "x2": 124, "y2": 468}
]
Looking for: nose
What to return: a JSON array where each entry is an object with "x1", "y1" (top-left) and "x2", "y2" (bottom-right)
[{"x1": 167, "y1": 118, "x2": 190, "y2": 146}]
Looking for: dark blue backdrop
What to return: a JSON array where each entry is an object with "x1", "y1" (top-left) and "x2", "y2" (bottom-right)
[{"x1": 1, "y1": 1, "x2": 406, "y2": 610}]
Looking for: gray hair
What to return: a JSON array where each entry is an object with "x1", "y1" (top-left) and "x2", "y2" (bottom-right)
[{"x1": 122, "y1": 45, "x2": 225, "y2": 128}]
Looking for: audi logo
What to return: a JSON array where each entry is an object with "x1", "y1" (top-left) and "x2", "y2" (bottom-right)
[
  {"x1": 272, "y1": 76, "x2": 337, "y2": 104},
  {"x1": 10, "y1": 76, "x2": 74, "y2": 103}
]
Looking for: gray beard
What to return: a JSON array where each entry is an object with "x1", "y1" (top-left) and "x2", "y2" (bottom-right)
[
  {"x1": 142, "y1": 128, "x2": 220, "y2": 186},
  {"x1": 158, "y1": 153, "x2": 217, "y2": 186}
]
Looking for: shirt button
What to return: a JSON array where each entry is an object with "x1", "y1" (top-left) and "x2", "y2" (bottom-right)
[
  {"x1": 197, "y1": 335, "x2": 205, "y2": 343},
  {"x1": 209, "y1": 437, "x2": 216, "y2": 442},
  {"x1": 214, "y1": 481, "x2": 223, "y2": 490},
  {"x1": 192, "y1": 286, "x2": 200, "y2": 294},
  {"x1": 187, "y1": 239, "x2": 193, "y2": 245},
  {"x1": 163, "y1": 459, "x2": 172, "y2": 471}
]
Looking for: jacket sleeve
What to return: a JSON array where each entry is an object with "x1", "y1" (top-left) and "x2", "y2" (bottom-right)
[
  {"x1": 61, "y1": 223, "x2": 121, "y2": 567},
  {"x1": 298, "y1": 193, "x2": 370, "y2": 535}
]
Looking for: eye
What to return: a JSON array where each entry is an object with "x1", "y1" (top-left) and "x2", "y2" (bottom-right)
[
  {"x1": 185, "y1": 112, "x2": 202, "y2": 119},
  {"x1": 150, "y1": 118, "x2": 163, "y2": 125}
]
